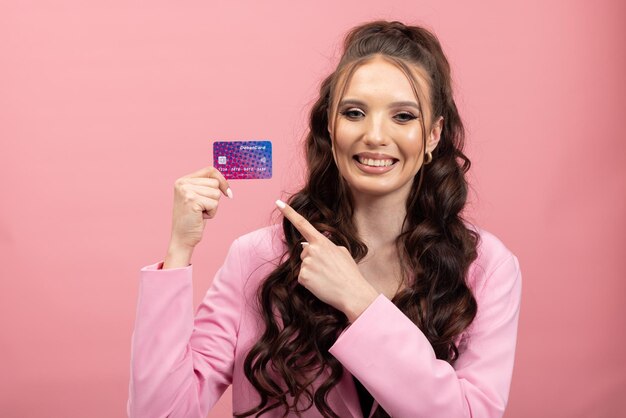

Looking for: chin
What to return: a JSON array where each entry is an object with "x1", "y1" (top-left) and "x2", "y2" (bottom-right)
[{"x1": 344, "y1": 180, "x2": 398, "y2": 197}]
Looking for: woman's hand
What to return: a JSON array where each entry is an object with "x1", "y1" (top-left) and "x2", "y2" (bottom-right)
[
  {"x1": 169, "y1": 166, "x2": 232, "y2": 251},
  {"x1": 275, "y1": 200, "x2": 379, "y2": 322}
]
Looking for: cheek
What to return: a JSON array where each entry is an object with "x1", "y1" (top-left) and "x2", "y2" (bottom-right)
[
  {"x1": 333, "y1": 126, "x2": 358, "y2": 150},
  {"x1": 332, "y1": 134, "x2": 353, "y2": 159},
  {"x1": 400, "y1": 131, "x2": 425, "y2": 158}
]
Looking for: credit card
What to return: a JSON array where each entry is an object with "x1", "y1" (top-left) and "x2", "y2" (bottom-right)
[{"x1": 213, "y1": 140, "x2": 272, "y2": 179}]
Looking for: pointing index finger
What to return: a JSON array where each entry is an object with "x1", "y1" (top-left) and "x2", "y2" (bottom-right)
[{"x1": 275, "y1": 200, "x2": 325, "y2": 243}]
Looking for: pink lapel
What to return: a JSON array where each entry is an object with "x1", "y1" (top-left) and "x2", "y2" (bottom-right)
[
  {"x1": 334, "y1": 368, "x2": 364, "y2": 418},
  {"x1": 333, "y1": 368, "x2": 383, "y2": 418},
  {"x1": 368, "y1": 400, "x2": 380, "y2": 418}
]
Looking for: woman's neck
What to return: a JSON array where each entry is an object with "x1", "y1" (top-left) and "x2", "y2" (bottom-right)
[{"x1": 351, "y1": 192, "x2": 407, "y2": 251}]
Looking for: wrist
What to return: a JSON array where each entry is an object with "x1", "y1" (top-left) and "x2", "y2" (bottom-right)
[
  {"x1": 163, "y1": 242, "x2": 194, "y2": 269},
  {"x1": 167, "y1": 240, "x2": 195, "y2": 255},
  {"x1": 343, "y1": 284, "x2": 379, "y2": 323}
]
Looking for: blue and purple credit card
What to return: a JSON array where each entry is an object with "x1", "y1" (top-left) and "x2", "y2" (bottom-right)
[{"x1": 213, "y1": 140, "x2": 272, "y2": 180}]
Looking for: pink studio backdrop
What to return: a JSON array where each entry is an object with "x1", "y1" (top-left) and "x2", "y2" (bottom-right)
[{"x1": 1, "y1": 1, "x2": 624, "y2": 417}]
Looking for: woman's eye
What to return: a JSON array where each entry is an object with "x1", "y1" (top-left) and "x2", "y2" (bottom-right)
[
  {"x1": 395, "y1": 112, "x2": 418, "y2": 122},
  {"x1": 340, "y1": 109, "x2": 363, "y2": 119},
  {"x1": 340, "y1": 109, "x2": 419, "y2": 122}
]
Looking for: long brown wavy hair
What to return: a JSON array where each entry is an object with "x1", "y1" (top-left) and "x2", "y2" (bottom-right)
[{"x1": 234, "y1": 20, "x2": 480, "y2": 418}]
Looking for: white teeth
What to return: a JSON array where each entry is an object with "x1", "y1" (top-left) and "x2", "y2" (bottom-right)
[{"x1": 357, "y1": 156, "x2": 394, "y2": 167}]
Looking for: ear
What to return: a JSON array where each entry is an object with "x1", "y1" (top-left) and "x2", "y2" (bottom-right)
[
  {"x1": 327, "y1": 110, "x2": 334, "y2": 137},
  {"x1": 327, "y1": 125, "x2": 340, "y2": 166},
  {"x1": 427, "y1": 116, "x2": 444, "y2": 153}
]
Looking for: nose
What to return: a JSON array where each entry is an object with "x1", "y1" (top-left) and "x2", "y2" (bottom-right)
[{"x1": 362, "y1": 113, "x2": 389, "y2": 146}]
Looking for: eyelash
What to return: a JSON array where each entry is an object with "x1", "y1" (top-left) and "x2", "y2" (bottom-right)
[{"x1": 339, "y1": 109, "x2": 419, "y2": 122}]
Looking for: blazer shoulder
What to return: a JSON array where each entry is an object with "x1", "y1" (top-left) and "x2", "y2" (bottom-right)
[
  {"x1": 233, "y1": 223, "x2": 287, "y2": 269},
  {"x1": 465, "y1": 222, "x2": 520, "y2": 295}
]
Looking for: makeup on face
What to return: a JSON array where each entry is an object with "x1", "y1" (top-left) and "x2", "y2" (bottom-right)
[{"x1": 331, "y1": 57, "x2": 431, "y2": 196}]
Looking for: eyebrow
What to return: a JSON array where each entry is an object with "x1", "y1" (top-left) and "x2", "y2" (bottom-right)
[{"x1": 338, "y1": 99, "x2": 420, "y2": 110}]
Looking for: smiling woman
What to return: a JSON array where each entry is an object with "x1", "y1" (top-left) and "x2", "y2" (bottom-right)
[
  {"x1": 128, "y1": 19, "x2": 522, "y2": 418},
  {"x1": 330, "y1": 55, "x2": 442, "y2": 199}
]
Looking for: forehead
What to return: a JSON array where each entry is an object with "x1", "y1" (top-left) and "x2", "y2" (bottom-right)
[{"x1": 342, "y1": 56, "x2": 431, "y2": 103}]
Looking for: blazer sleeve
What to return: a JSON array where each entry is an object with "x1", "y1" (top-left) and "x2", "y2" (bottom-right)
[
  {"x1": 127, "y1": 238, "x2": 245, "y2": 418},
  {"x1": 328, "y1": 253, "x2": 522, "y2": 418}
]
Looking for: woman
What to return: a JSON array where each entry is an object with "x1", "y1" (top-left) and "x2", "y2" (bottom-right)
[{"x1": 127, "y1": 20, "x2": 522, "y2": 418}]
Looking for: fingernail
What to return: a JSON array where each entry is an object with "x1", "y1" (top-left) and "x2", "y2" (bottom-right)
[
  {"x1": 226, "y1": 188, "x2": 233, "y2": 199},
  {"x1": 275, "y1": 199, "x2": 286, "y2": 209},
  {"x1": 301, "y1": 242, "x2": 309, "y2": 246}
]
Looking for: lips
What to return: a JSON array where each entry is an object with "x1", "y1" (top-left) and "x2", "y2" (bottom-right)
[
  {"x1": 354, "y1": 152, "x2": 398, "y2": 161},
  {"x1": 353, "y1": 152, "x2": 399, "y2": 166},
  {"x1": 352, "y1": 156, "x2": 398, "y2": 173}
]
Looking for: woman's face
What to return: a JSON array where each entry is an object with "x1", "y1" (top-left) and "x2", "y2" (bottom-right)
[{"x1": 329, "y1": 56, "x2": 443, "y2": 199}]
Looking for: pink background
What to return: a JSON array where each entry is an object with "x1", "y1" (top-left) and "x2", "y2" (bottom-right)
[{"x1": 1, "y1": 1, "x2": 624, "y2": 417}]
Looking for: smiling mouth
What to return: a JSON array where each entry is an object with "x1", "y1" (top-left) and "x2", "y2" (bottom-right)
[{"x1": 352, "y1": 155, "x2": 399, "y2": 167}]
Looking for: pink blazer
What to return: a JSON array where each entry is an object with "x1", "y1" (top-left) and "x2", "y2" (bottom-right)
[{"x1": 127, "y1": 223, "x2": 522, "y2": 418}]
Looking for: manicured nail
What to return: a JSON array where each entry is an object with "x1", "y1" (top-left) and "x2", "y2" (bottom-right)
[
  {"x1": 226, "y1": 188, "x2": 233, "y2": 199},
  {"x1": 301, "y1": 242, "x2": 309, "y2": 246},
  {"x1": 275, "y1": 199, "x2": 286, "y2": 209}
]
